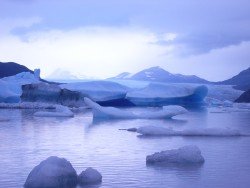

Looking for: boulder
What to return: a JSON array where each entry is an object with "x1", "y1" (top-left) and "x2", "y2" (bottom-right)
[
  {"x1": 24, "y1": 156, "x2": 77, "y2": 188},
  {"x1": 78, "y1": 167, "x2": 102, "y2": 185}
]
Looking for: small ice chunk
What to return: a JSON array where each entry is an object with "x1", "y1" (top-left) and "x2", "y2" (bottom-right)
[
  {"x1": 34, "y1": 105, "x2": 74, "y2": 117},
  {"x1": 78, "y1": 167, "x2": 102, "y2": 185},
  {"x1": 146, "y1": 145, "x2": 205, "y2": 164}
]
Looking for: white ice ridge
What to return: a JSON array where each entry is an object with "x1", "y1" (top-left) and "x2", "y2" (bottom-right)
[
  {"x1": 136, "y1": 126, "x2": 249, "y2": 136},
  {"x1": 61, "y1": 81, "x2": 129, "y2": 102},
  {"x1": 146, "y1": 145, "x2": 205, "y2": 164},
  {"x1": 34, "y1": 105, "x2": 74, "y2": 117},
  {"x1": 84, "y1": 97, "x2": 187, "y2": 119}
]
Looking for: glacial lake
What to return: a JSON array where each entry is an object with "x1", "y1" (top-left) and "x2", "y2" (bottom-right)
[{"x1": 0, "y1": 107, "x2": 250, "y2": 188}]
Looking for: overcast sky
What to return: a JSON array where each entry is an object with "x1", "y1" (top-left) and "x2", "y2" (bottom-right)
[{"x1": 0, "y1": 0, "x2": 250, "y2": 81}]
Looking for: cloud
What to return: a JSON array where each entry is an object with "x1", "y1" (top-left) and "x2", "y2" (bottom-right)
[{"x1": 0, "y1": 24, "x2": 173, "y2": 78}]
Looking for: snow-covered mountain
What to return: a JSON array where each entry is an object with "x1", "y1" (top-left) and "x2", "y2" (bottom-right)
[
  {"x1": 46, "y1": 69, "x2": 96, "y2": 81},
  {"x1": 111, "y1": 66, "x2": 210, "y2": 84}
]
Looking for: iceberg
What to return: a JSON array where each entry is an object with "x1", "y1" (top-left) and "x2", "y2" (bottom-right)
[
  {"x1": 34, "y1": 105, "x2": 74, "y2": 117},
  {"x1": 61, "y1": 81, "x2": 131, "y2": 106},
  {"x1": 84, "y1": 97, "x2": 187, "y2": 119},
  {"x1": 136, "y1": 126, "x2": 246, "y2": 136},
  {"x1": 126, "y1": 83, "x2": 208, "y2": 106},
  {"x1": 78, "y1": 167, "x2": 102, "y2": 185},
  {"x1": 0, "y1": 72, "x2": 40, "y2": 103},
  {"x1": 146, "y1": 145, "x2": 205, "y2": 164},
  {"x1": 21, "y1": 82, "x2": 85, "y2": 107},
  {"x1": 24, "y1": 156, "x2": 78, "y2": 188}
]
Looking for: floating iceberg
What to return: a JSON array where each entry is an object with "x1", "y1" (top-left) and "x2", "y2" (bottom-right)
[
  {"x1": 61, "y1": 81, "x2": 130, "y2": 104},
  {"x1": 0, "y1": 72, "x2": 40, "y2": 103},
  {"x1": 84, "y1": 97, "x2": 187, "y2": 119},
  {"x1": 34, "y1": 105, "x2": 74, "y2": 117},
  {"x1": 136, "y1": 126, "x2": 247, "y2": 136},
  {"x1": 126, "y1": 83, "x2": 208, "y2": 106},
  {"x1": 146, "y1": 145, "x2": 205, "y2": 164},
  {"x1": 24, "y1": 156, "x2": 78, "y2": 188},
  {"x1": 78, "y1": 167, "x2": 102, "y2": 185},
  {"x1": 21, "y1": 82, "x2": 85, "y2": 107}
]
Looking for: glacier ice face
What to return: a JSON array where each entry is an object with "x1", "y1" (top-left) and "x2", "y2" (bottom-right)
[
  {"x1": 146, "y1": 145, "x2": 205, "y2": 164},
  {"x1": 136, "y1": 126, "x2": 246, "y2": 136},
  {"x1": 24, "y1": 156, "x2": 77, "y2": 188},
  {"x1": 0, "y1": 72, "x2": 40, "y2": 103},
  {"x1": 126, "y1": 83, "x2": 208, "y2": 106},
  {"x1": 84, "y1": 97, "x2": 187, "y2": 119},
  {"x1": 21, "y1": 82, "x2": 85, "y2": 107},
  {"x1": 61, "y1": 81, "x2": 130, "y2": 102},
  {"x1": 78, "y1": 167, "x2": 102, "y2": 185}
]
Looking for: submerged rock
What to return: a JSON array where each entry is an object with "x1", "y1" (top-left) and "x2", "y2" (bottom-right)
[
  {"x1": 146, "y1": 145, "x2": 205, "y2": 164},
  {"x1": 78, "y1": 167, "x2": 102, "y2": 185},
  {"x1": 24, "y1": 156, "x2": 77, "y2": 188}
]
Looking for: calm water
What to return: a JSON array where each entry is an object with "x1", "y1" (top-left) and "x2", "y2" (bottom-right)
[{"x1": 0, "y1": 107, "x2": 250, "y2": 188}]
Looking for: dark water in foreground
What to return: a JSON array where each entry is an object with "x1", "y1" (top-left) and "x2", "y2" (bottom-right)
[{"x1": 0, "y1": 107, "x2": 250, "y2": 188}]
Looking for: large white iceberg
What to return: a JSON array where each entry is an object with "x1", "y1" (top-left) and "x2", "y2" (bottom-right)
[
  {"x1": 136, "y1": 126, "x2": 247, "y2": 136},
  {"x1": 146, "y1": 145, "x2": 205, "y2": 164},
  {"x1": 84, "y1": 97, "x2": 187, "y2": 119},
  {"x1": 61, "y1": 81, "x2": 130, "y2": 103},
  {"x1": 126, "y1": 83, "x2": 208, "y2": 106},
  {"x1": 0, "y1": 72, "x2": 40, "y2": 103}
]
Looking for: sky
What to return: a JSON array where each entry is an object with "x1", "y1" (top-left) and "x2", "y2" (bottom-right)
[{"x1": 0, "y1": 0, "x2": 250, "y2": 81}]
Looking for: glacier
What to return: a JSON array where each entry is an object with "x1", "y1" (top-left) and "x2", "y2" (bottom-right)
[
  {"x1": 146, "y1": 145, "x2": 205, "y2": 164},
  {"x1": 84, "y1": 97, "x2": 187, "y2": 119},
  {"x1": 0, "y1": 72, "x2": 40, "y2": 103},
  {"x1": 135, "y1": 126, "x2": 247, "y2": 136},
  {"x1": 126, "y1": 83, "x2": 208, "y2": 106}
]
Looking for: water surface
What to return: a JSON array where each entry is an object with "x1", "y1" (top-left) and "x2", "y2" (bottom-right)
[{"x1": 0, "y1": 108, "x2": 250, "y2": 188}]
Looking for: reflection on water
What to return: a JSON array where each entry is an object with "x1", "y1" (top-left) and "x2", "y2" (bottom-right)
[{"x1": 0, "y1": 108, "x2": 250, "y2": 188}]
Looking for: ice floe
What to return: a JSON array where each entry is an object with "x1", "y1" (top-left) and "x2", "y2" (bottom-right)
[
  {"x1": 136, "y1": 126, "x2": 248, "y2": 136},
  {"x1": 146, "y1": 145, "x2": 205, "y2": 164},
  {"x1": 34, "y1": 105, "x2": 74, "y2": 117},
  {"x1": 84, "y1": 97, "x2": 187, "y2": 119}
]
